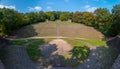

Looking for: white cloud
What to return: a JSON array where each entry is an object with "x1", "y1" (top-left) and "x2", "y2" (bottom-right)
[
  {"x1": 47, "y1": 6, "x2": 53, "y2": 11},
  {"x1": 28, "y1": 6, "x2": 42, "y2": 11},
  {"x1": 86, "y1": 7, "x2": 97, "y2": 12},
  {"x1": 83, "y1": 5, "x2": 97, "y2": 12},
  {"x1": 84, "y1": 5, "x2": 90, "y2": 8},
  {"x1": 0, "y1": 4, "x2": 16, "y2": 9}
]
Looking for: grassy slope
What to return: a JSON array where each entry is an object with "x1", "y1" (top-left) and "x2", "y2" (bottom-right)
[
  {"x1": 64, "y1": 38, "x2": 106, "y2": 47},
  {"x1": 15, "y1": 21, "x2": 103, "y2": 39}
]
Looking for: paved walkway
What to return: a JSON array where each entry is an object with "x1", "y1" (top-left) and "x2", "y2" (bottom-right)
[
  {"x1": 5, "y1": 36, "x2": 87, "y2": 41},
  {"x1": 2, "y1": 45, "x2": 37, "y2": 69}
]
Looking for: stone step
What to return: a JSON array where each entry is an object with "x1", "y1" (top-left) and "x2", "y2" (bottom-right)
[
  {"x1": 0, "y1": 60, "x2": 5, "y2": 69},
  {"x1": 2, "y1": 46, "x2": 37, "y2": 69}
]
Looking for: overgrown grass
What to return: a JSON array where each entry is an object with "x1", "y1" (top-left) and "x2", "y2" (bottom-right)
[
  {"x1": 26, "y1": 39, "x2": 45, "y2": 61},
  {"x1": 10, "y1": 39, "x2": 45, "y2": 62},
  {"x1": 10, "y1": 40, "x2": 30, "y2": 46},
  {"x1": 65, "y1": 46, "x2": 89, "y2": 67}
]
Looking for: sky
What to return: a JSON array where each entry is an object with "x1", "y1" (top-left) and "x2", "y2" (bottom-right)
[{"x1": 0, "y1": 0, "x2": 120, "y2": 13}]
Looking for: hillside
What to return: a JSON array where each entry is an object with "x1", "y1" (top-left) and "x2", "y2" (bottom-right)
[{"x1": 13, "y1": 21, "x2": 104, "y2": 39}]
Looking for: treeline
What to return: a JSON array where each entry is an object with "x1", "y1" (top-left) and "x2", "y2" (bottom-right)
[{"x1": 0, "y1": 4, "x2": 120, "y2": 37}]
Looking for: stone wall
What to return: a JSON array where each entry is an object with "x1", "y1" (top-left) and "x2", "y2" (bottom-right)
[
  {"x1": 107, "y1": 36, "x2": 120, "y2": 53},
  {"x1": 0, "y1": 37, "x2": 9, "y2": 49}
]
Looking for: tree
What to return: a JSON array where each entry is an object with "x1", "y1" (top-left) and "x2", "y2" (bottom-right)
[
  {"x1": 38, "y1": 11, "x2": 47, "y2": 22},
  {"x1": 72, "y1": 12, "x2": 83, "y2": 23},
  {"x1": 72, "y1": 12, "x2": 95, "y2": 26},
  {"x1": 107, "y1": 4, "x2": 120, "y2": 36},
  {"x1": 46, "y1": 11, "x2": 56, "y2": 21},
  {"x1": 82, "y1": 12, "x2": 95, "y2": 26},
  {"x1": 0, "y1": 24, "x2": 6, "y2": 36},
  {"x1": 60, "y1": 12, "x2": 72, "y2": 21},
  {"x1": 94, "y1": 8, "x2": 111, "y2": 35},
  {"x1": 25, "y1": 12, "x2": 39, "y2": 24},
  {"x1": 112, "y1": 4, "x2": 120, "y2": 15},
  {"x1": 0, "y1": 8, "x2": 27, "y2": 36}
]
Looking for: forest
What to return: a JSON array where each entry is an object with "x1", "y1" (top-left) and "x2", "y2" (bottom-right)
[{"x1": 0, "y1": 4, "x2": 120, "y2": 37}]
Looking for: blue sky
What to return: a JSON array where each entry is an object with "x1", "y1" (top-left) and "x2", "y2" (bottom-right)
[{"x1": 0, "y1": 0, "x2": 120, "y2": 13}]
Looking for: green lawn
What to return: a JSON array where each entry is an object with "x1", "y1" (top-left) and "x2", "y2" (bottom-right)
[
  {"x1": 63, "y1": 38, "x2": 106, "y2": 47},
  {"x1": 10, "y1": 40, "x2": 30, "y2": 46},
  {"x1": 82, "y1": 39, "x2": 107, "y2": 46}
]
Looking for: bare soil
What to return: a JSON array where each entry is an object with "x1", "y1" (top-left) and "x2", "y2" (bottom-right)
[
  {"x1": 38, "y1": 39, "x2": 73, "y2": 67},
  {"x1": 49, "y1": 39, "x2": 73, "y2": 56},
  {"x1": 14, "y1": 22, "x2": 104, "y2": 39}
]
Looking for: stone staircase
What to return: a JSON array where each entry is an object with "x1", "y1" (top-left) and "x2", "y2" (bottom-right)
[
  {"x1": 0, "y1": 45, "x2": 37, "y2": 69},
  {"x1": 0, "y1": 60, "x2": 5, "y2": 69},
  {"x1": 0, "y1": 36, "x2": 120, "y2": 69}
]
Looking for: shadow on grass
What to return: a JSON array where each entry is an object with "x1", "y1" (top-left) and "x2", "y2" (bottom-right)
[{"x1": 13, "y1": 25, "x2": 38, "y2": 38}]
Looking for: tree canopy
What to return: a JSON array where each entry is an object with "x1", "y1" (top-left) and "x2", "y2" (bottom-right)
[{"x1": 0, "y1": 4, "x2": 120, "y2": 37}]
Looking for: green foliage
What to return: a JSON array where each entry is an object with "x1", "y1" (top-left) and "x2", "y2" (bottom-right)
[
  {"x1": 72, "y1": 46, "x2": 89, "y2": 61},
  {"x1": 10, "y1": 40, "x2": 29, "y2": 46},
  {"x1": 46, "y1": 11, "x2": 56, "y2": 21},
  {"x1": 10, "y1": 39, "x2": 45, "y2": 62},
  {"x1": 26, "y1": 39, "x2": 45, "y2": 61},
  {"x1": 0, "y1": 24, "x2": 6, "y2": 36},
  {"x1": 0, "y1": 8, "x2": 28, "y2": 36},
  {"x1": 38, "y1": 11, "x2": 47, "y2": 22},
  {"x1": 94, "y1": 8, "x2": 112, "y2": 35},
  {"x1": 25, "y1": 12, "x2": 39, "y2": 24},
  {"x1": 112, "y1": 4, "x2": 120, "y2": 15},
  {"x1": 0, "y1": 4, "x2": 120, "y2": 37},
  {"x1": 107, "y1": 4, "x2": 120, "y2": 37},
  {"x1": 60, "y1": 12, "x2": 72, "y2": 21},
  {"x1": 72, "y1": 12, "x2": 83, "y2": 23},
  {"x1": 72, "y1": 12, "x2": 95, "y2": 26},
  {"x1": 82, "y1": 12, "x2": 96, "y2": 26}
]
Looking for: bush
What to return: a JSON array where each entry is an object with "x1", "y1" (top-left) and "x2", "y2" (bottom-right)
[
  {"x1": 26, "y1": 39, "x2": 45, "y2": 61},
  {"x1": 72, "y1": 46, "x2": 89, "y2": 61}
]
